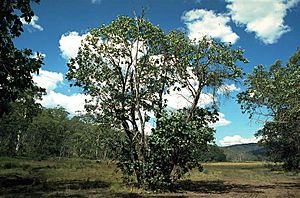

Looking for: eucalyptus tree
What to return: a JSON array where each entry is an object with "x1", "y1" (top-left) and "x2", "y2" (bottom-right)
[
  {"x1": 143, "y1": 32, "x2": 247, "y2": 188},
  {"x1": 24, "y1": 107, "x2": 70, "y2": 158},
  {"x1": 67, "y1": 15, "x2": 247, "y2": 189},
  {"x1": 238, "y1": 49, "x2": 300, "y2": 170},
  {"x1": 0, "y1": 98, "x2": 42, "y2": 156},
  {"x1": 68, "y1": 16, "x2": 176, "y2": 186},
  {"x1": 65, "y1": 114, "x2": 122, "y2": 159}
]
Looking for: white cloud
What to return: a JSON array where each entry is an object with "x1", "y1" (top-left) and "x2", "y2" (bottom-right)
[
  {"x1": 219, "y1": 135, "x2": 261, "y2": 146},
  {"x1": 91, "y1": 0, "x2": 101, "y2": 4},
  {"x1": 20, "y1": 15, "x2": 43, "y2": 31},
  {"x1": 31, "y1": 52, "x2": 46, "y2": 59},
  {"x1": 209, "y1": 112, "x2": 231, "y2": 128},
  {"x1": 32, "y1": 69, "x2": 89, "y2": 115},
  {"x1": 59, "y1": 31, "x2": 88, "y2": 60},
  {"x1": 39, "y1": 91, "x2": 89, "y2": 116},
  {"x1": 217, "y1": 84, "x2": 240, "y2": 94},
  {"x1": 182, "y1": 9, "x2": 239, "y2": 43},
  {"x1": 226, "y1": 0, "x2": 300, "y2": 44},
  {"x1": 145, "y1": 121, "x2": 154, "y2": 136},
  {"x1": 164, "y1": 84, "x2": 214, "y2": 110},
  {"x1": 33, "y1": 69, "x2": 63, "y2": 91}
]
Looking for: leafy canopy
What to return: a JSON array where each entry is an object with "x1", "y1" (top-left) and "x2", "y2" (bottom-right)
[
  {"x1": 238, "y1": 49, "x2": 300, "y2": 170},
  {"x1": 67, "y1": 15, "x2": 247, "y2": 189},
  {"x1": 0, "y1": 0, "x2": 44, "y2": 117}
]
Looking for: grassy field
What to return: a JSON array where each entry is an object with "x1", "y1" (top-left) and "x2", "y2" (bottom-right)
[{"x1": 0, "y1": 157, "x2": 299, "y2": 197}]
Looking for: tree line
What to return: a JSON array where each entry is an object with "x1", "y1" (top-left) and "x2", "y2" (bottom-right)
[
  {"x1": 0, "y1": 105, "x2": 121, "y2": 159},
  {"x1": 0, "y1": 103, "x2": 226, "y2": 163}
]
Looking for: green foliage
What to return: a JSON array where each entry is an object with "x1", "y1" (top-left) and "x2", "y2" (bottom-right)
[
  {"x1": 0, "y1": 99, "x2": 42, "y2": 156},
  {"x1": 201, "y1": 145, "x2": 226, "y2": 162},
  {"x1": 116, "y1": 109, "x2": 216, "y2": 189},
  {"x1": 238, "y1": 49, "x2": 300, "y2": 170},
  {"x1": 67, "y1": 15, "x2": 247, "y2": 189},
  {"x1": 258, "y1": 121, "x2": 299, "y2": 170},
  {"x1": 221, "y1": 143, "x2": 268, "y2": 162},
  {"x1": 0, "y1": 0, "x2": 44, "y2": 117},
  {"x1": 24, "y1": 107, "x2": 70, "y2": 158},
  {"x1": 66, "y1": 114, "x2": 123, "y2": 159},
  {"x1": 0, "y1": 0, "x2": 45, "y2": 155},
  {"x1": 0, "y1": 105, "x2": 121, "y2": 160},
  {"x1": 144, "y1": 109, "x2": 216, "y2": 189},
  {"x1": 0, "y1": 0, "x2": 40, "y2": 39}
]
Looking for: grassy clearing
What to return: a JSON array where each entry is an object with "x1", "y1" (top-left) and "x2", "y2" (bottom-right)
[
  {"x1": 0, "y1": 158, "x2": 299, "y2": 197},
  {"x1": 186, "y1": 162, "x2": 299, "y2": 183}
]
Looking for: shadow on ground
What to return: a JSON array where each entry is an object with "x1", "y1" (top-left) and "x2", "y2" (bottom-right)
[
  {"x1": 176, "y1": 180, "x2": 268, "y2": 194},
  {"x1": 0, "y1": 176, "x2": 299, "y2": 197},
  {"x1": 0, "y1": 176, "x2": 109, "y2": 197}
]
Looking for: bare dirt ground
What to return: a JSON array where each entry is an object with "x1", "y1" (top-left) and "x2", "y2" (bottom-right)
[{"x1": 145, "y1": 180, "x2": 300, "y2": 198}]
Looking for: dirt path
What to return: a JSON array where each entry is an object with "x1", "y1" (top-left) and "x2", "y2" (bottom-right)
[{"x1": 132, "y1": 179, "x2": 300, "y2": 198}]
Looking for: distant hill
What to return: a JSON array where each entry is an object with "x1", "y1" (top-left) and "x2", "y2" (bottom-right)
[{"x1": 220, "y1": 143, "x2": 268, "y2": 162}]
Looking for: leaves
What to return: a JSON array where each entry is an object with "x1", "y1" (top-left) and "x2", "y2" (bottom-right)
[
  {"x1": 67, "y1": 15, "x2": 247, "y2": 189},
  {"x1": 0, "y1": 0, "x2": 44, "y2": 117},
  {"x1": 238, "y1": 48, "x2": 300, "y2": 170}
]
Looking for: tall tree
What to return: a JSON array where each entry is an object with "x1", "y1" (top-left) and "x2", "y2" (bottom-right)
[
  {"x1": 0, "y1": 97, "x2": 42, "y2": 156},
  {"x1": 238, "y1": 49, "x2": 300, "y2": 170},
  {"x1": 67, "y1": 16, "x2": 175, "y2": 186},
  {"x1": 0, "y1": 0, "x2": 44, "y2": 117},
  {"x1": 24, "y1": 107, "x2": 70, "y2": 158},
  {"x1": 66, "y1": 114, "x2": 122, "y2": 159},
  {"x1": 67, "y1": 15, "x2": 247, "y2": 189}
]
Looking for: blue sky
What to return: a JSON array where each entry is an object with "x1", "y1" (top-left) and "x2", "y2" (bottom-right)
[{"x1": 15, "y1": 0, "x2": 300, "y2": 146}]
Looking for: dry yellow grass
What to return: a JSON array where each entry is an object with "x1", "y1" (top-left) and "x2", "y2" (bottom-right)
[{"x1": 0, "y1": 157, "x2": 299, "y2": 197}]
